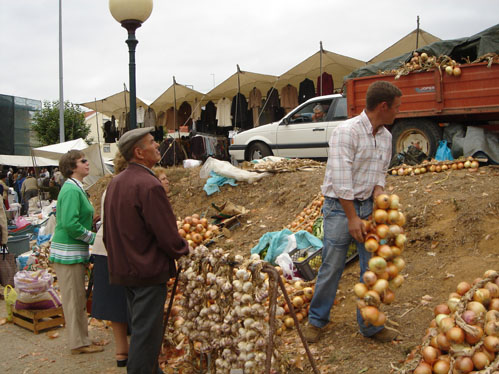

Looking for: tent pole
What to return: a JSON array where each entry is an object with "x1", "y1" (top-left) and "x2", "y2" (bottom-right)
[
  {"x1": 173, "y1": 76, "x2": 177, "y2": 166},
  {"x1": 319, "y1": 41, "x2": 323, "y2": 96},
  {"x1": 123, "y1": 84, "x2": 128, "y2": 137},
  {"x1": 236, "y1": 65, "x2": 241, "y2": 131},
  {"x1": 93, "y1": 98, "x2": 106, "y2": 176},
  {"x1": 416, "y1": 15, "x2": 420, "y2": 49}
]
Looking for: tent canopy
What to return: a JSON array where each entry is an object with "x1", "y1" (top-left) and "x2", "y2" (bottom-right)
[
  {"x1": 0, "y1": 155, "x2": 59, "y2": 167},
  {"x1": 149, "y1": 83, "x2": 205, "y2": 113},
  {"x1": 275, "y1": 49, "x2": 365, "y2": 91},
  {"x1": 368, "y1": 28, "x2": 441, "y2": 64},
  {"x1": 32, "y1": 138, "x2": 111, "y2": 185},
  {"x1": 80, "y1": 90, "x2": 149, "y2": 117},
  {"x1": 206, "y1": 69, "x2": 278, "y2": 102}
]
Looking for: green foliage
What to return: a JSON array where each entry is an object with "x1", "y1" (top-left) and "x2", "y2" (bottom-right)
[{"x1": 32, "y1": 101, "x2": 91, "y2": 145}]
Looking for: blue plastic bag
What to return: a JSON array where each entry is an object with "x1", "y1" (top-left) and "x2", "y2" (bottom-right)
[{"x1": 435, "y1": 140, "x2": 454, "y2": 161}]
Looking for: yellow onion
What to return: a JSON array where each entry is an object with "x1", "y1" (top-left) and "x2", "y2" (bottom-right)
[
  {"x1": 392, "y1": 257, "x2": 406, "y2": 272},
  {"x1": 390, "y1": 245, "x2": 402, "y2": 257},
  {"x1": 422, "y1": 346, "x2": 440, "y2": 364},
  {"x1": 467, "y1": 301, "x2": 487, "y2": 316},
  {"x1": 446, "y1": 326, "x2": 465, "y2": 344},
  {"x1": 389, "y1": 194, "x2": 400, "y2": 209},
  {"x1": 375, "y1": 194, "x2": 390, "y2": 209},
  {"x1": 353, "y1": 283, "x2": 368, "y2": 298},
  {"x1": 372, "y1": 310, "x2": 386, "y2": 326},
  {"x1": 388, "y1": 224, "x2": 403, "y2": 238},
  {"x1": 456, "y1": 281, "x2": 471, "y2": 295},
  {"x1": 382, "y1": 289, "x2": 395, "y2": 304},
  {"x1": 473, "y1": 288, "x2": 491, "y2": 306},
  {"x1": 368, "y1": 256, "x2": 387, "y2": 274},
  {"x1": 433, "y1": 359, "x2": 450, "y2": 374},
  {"x1": 364, "y1": 290, "x2": 381, "y2": 307},
  {"x1": 389, "y1": 274, "x2": 404, "y2": 289},
  {"x1": 395, "y1": 234, "x2": 407, "y2": 248},
  {"x1": 362, "y1": 271, "x2": 377, "y2": 287},
  {"x1": 465, "y1": 325, "x2": 483, "y2": 345},
  {"x1": 483, "y1": 335, "x2": 499, "y2": 353},
  {"x1": 372, "y1": 279, "x2": 389, "y2": 294},
  {"x1": 377, "y1": 244, "x2": 393, "y2": 260},
  {"x1": 472, "y1": 351, "x2": 490, "y2": 370},
  {"x1": 361, "y1": 306, "x2": 379, "y2": 324},
  {"x1": 365, "y1": 238, "x2": 379, "y2": 253},
  {"x1": 374, "y1": 209, "x2": 388, "y2": 224},
  {"x1": 376, "y1": 224, "x2": 390, "y2": 239},
  {"x1": 413, "y1": 362, "x2": 432, "y2": 374}
]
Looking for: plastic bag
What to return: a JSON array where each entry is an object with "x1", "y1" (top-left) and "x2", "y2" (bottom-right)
[
  {"x1": 14, "y1": 269, "x2": 53, "y2": 294},
  {"x1": 15, "y1": 287, "x2": 62, "y2": 310},
  {"x1": 15, "y1": 216, "x2": 30, "y2": 229},
  {"x1": 200, "y1": 157, "x2": 270, "y2": 184},
  {"x1": 275, "y1": 253, "x2": 302, "y2": 281},
  {"x1": 4, "y1": 285, "x2": 17, "y2": 321},
  {"x1": 435, "y1": 140, "x2": 454, "y2": 161}
]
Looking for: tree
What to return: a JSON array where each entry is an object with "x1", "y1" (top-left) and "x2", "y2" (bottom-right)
[{"x1": 32, "y1": 100, "x2": 92, "y2": 145}]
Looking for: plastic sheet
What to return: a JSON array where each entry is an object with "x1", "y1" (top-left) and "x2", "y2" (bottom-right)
[{"x1": 200, "y1": 157, "x2": 270, "y2": 184}]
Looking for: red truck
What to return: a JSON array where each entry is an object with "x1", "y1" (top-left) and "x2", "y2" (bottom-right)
[{"x1": 345, "y1": 62, "x2": 499, "y2": 157}]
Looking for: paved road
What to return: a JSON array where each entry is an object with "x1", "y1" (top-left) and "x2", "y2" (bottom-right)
[{"x1": 0, "y1": 301, "x2": 124, "y2": 374}]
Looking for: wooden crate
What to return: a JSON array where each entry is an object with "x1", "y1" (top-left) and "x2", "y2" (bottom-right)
[{"x1": 12, "y1": 307, "x2": 65, "y2": 334}]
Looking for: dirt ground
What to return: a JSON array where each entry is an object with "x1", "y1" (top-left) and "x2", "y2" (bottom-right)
[
  {"x1": 2, "y1": 162, "x2": 498, "y2": 374},
  {"x1": 163, "y1": 163, "x2": 499, "y2": 374}
]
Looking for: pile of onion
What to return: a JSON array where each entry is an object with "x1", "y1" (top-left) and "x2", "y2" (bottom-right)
[
  {"x1": 390, "y1": 157, "x2": 479, "y2": 177},
  {"x1": 177, "y1": 214, "x2": 220, "y2": 248},
  {"x1": 402, "y1": 269, "x2": 499, "y2": 374},
  {"x1": 355, "y1": 193, "x2": 407, "y2": 327},
  {"x1": 275, "y1": 280, "x2": 315, "y2": 334},
  {"x1": 287, "y1": 195, "x2": 324, "y2": 233}
]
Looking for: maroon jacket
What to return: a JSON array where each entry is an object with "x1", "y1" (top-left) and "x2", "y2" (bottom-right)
[{"x1": 103, "y1": 163, "x2": 188, "y2": 286}]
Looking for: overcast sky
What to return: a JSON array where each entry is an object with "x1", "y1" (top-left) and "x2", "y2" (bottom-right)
[{"x1": 1, "y1": 1, "x2": 498, "y2": 107}]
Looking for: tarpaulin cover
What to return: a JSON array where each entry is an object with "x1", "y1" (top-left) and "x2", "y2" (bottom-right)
[
  {"x1": 80, "y1": 90, "x2": 149, "y2": 118},
  {"x1": 346, "y1": 24, "x2": 499, "y2": 80}
]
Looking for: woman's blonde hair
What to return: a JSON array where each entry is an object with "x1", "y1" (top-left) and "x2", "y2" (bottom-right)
[
  {"x1": 152, "y1": 166, "x2": 168, "y2": 178},
  {"x1": 113, "y1": 150, "x2": 128, "y2": 175}
]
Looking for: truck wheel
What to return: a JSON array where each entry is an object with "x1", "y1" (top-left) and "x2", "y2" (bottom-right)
[
  {"x1": 391, "y1": 119, "x2": 442, "y2": 157},
  {"x1": 246, "y1": 142, "x2": 272, "y2": 161}
]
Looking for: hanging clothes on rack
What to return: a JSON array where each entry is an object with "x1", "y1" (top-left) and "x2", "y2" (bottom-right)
[
  {"x1": 317, "y1": 72, "x2": 334, "y2": 96},
  {"x1": 178, "y1": 101, "x2": 192, "y2": 128},
  {"x1": 191, "y1": 98, "x2": 202, "y2": 122},
  {"x1": 144, "y1": 107, "x2": 156, "y2": 128},
  {"x1": 136, "y1": 106, "x2": 146, "y2": 127},
  {"x1": 231, "y1": 93, "x2": 248, "y2": 128},
  {"x1": 281, "y1": 84, "x2": 298, "y2": 113},
  {"x1": 203, "y1": 101, "x2": 217, "y2": 133},
  {"x1": 248, "y1": 87, "x2": 262, "y2": 127},
  {"x1": 264, "y1": 88, "x2": 281, "y2": 123},
  {"x1": 165, "y1": 107, "x2": 178, "y2": 130},
  {"x1": 299, "y1": 78, "x2": 316, "y2": 103},
  {"x1": 216, "y1": 97, "x2": 232, "y2": 127}
]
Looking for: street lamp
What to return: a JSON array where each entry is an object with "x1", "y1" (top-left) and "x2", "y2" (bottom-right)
[{"x1": 109, "y1": 0, "x2": 153, "y2": 130}]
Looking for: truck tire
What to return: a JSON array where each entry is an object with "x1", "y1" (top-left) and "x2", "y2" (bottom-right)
[
  {"x1": 391, "y1": 119, "x2": 442, "y2": 158},
  {"x1": 246, "y1": 142, "x2": 272, "y2": 161}
]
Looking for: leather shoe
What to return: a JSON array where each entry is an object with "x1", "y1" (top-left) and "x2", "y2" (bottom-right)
[
  {"x1": 368, "y1": 328, "x2": 399, "y2": 342},
  {"x1": 71, "y1": 344, "x2": 104, "y2": 355},
  {"x1": 302, "y1": 323, "x2": 323, "y2": 343}
]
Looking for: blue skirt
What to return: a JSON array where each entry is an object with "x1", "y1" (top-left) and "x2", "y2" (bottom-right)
[{"x1": 91, "y1": 255, "x2": 129, "y2": 324}]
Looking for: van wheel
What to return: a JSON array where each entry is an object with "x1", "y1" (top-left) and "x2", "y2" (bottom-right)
[
  {"x1": 247, "y1": 142, "x2": 272, "y2": 161},
  {"x1": 391, "y1": 119, "x2": 442, "y2": 157}
]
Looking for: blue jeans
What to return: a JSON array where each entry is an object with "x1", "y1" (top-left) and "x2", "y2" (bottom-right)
[{"x1": 308, "y1": 197, "x2": 383, "y2": 337}]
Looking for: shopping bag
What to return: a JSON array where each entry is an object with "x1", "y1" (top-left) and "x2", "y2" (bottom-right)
[
  {"x1": 435, "y1": 140, "x2": 454, "y2": 161},
  {"x1": 4, "y1": 285, "x2": 17, "y2": 321}
]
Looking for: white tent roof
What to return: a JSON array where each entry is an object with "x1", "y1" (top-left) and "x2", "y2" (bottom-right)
[
  {"x1": 0, "y1": 155, "x2": 59, "y2": 167},
  {"x1": 32, "y1": 138, "x2": 111, "y2": 185}
]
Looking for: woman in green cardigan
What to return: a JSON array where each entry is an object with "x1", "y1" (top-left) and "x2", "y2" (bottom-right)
[{"x1": 49, "y1": 150, "x2": 103, "y2": 355}]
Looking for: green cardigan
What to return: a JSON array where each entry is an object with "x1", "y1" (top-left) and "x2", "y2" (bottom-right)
[{"x1": 49, "y1": 179, "x2": 96, "y2": 264}]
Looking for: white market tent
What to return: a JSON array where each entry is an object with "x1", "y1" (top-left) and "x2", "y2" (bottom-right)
[
  {"x1": 32, "y1": 138, "x2": 111, "y2": 186},
  {"x1": 368, "y1": 28, "x2": 441, "y2": 64},
  {"x1": 0, "y1": 154, "x2": 59, "y2": 167},
  {"x1": 275, "y1": 48, "x2": 366, "y2": 92},
  {"x1": 150, "y1": 81, "x2": 205, "y2": 113},
  {"x1": 80, "y1": 90, "x2": 149, "y2": 118}
]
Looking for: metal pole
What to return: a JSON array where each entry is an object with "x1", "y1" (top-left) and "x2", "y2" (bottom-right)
[
  {"x1": 319, "y1": 41, "x2": 323, "y2": 96},
  {"x1": 416, "y1": 15, "x2": 420, "y2": 49},
  {"x1": 122, "y1": 20, "x2": 142, "y2": 131},
  {"x1": 58, "y1": 0, "x2": 65, "y2": 142}
]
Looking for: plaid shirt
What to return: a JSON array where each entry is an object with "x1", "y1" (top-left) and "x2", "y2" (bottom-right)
[{"x1": 321, "y1": 110, "x2": 392, "y2": 201}]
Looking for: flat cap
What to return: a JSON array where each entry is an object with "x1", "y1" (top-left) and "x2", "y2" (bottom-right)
[{"x1": 118, "y1": 127, "x2": 154, "y2": 160}]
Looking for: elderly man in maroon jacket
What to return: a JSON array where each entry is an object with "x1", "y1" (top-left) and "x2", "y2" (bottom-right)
[{"x1": 104, "y1": 127, "x2": 189, "y2": 374}]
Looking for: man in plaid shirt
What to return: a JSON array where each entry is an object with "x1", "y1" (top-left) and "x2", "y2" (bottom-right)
[{"x1": 304, "y1": 81, "x2": 402, "y2": 343}]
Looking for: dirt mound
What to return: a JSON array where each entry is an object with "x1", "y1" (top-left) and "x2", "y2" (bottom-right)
[{"x1": 90, "y1": 164, "x2": 499, "y2": 373}]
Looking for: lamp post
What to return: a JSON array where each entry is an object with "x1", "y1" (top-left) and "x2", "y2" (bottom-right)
[{"x1": 109, "y1": 0, "x2": 153, "y2": 131}]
